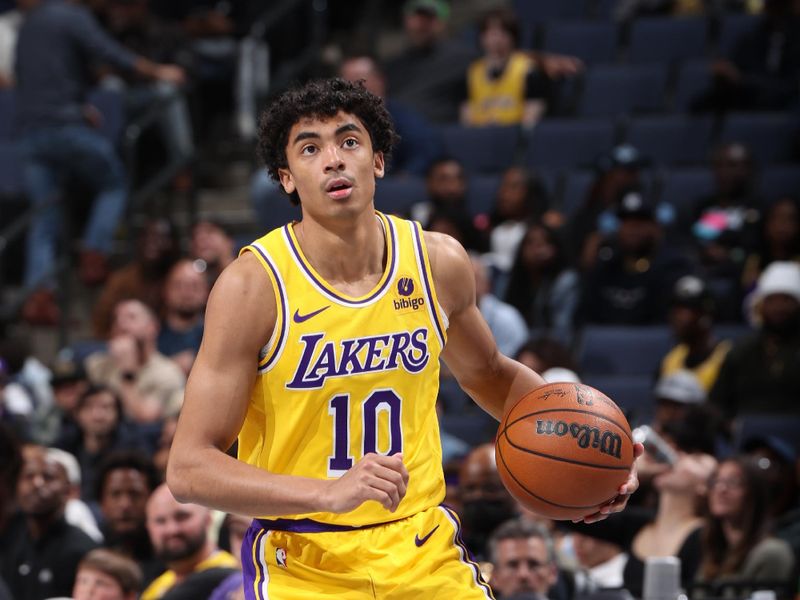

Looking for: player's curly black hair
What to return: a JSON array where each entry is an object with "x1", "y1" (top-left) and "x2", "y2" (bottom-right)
[{"x1": 257, "y1": 78, "x2": 400, "y2": 206}]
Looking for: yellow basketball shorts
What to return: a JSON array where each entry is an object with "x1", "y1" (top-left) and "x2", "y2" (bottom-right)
[{"x1": 241, "y1": 505, "x2": 495, "y2": 599}]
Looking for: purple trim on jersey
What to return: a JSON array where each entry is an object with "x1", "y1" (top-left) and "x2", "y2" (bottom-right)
[
  {"x1": 242, "y1": 521, "x2": 266, "y2": 600},
  {"x1": 411, "y1": 222, "x2": 446, "y2": 346},
  {"x1": 250, "y1": 244, "x2": 287, "y2": 373},
  {"x1": 256, "y1": 516, "x2": 402, "y2": 534},
  {"x1": 282, "y1": 213, "x2": 398, "y2": 306},
  {"x1": 440, "y1": 505, "x2": 495, "y2": 599}
]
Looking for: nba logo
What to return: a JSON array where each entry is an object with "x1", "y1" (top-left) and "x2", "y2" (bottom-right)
[
  {"x1": 276, "y1": 548, "x2": 287, "y2": 568},
  {"x1": 397, "y1": 277, "x2": 415, "y2": 296}
]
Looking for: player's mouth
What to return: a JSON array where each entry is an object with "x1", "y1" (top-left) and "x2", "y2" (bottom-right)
[{"x1": 325, "y1": 177, "x2": 354, "y2": 200}]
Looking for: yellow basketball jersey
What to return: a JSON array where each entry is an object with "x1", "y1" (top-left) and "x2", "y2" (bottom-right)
[
  {"x1": 238, "y1": 212, "x2": 448, "y2": 527},
  {"x1": 467, "y1": 52, "x2": 533, "y2": 126}
]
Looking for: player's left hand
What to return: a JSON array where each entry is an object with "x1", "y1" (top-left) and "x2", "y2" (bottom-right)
[{"x1": 575, "y1": 442, "x2": 644, "y2": 524}]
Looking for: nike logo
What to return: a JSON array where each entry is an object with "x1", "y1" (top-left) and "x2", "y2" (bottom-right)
[
  {"x1": 293, "y1": 306, "x2": 330, "y2": 323},
  {"x1": 414, "y1": 525, "x2": 439, "y2": 547}
]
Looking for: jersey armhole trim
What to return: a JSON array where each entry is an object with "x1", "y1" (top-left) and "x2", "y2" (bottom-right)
[
  {"x1": 410, "y1": 220, "x2": 448, "y2": 350},
  {"x1": 241, "y1": 243, "x2": 289, "y2": 372}
]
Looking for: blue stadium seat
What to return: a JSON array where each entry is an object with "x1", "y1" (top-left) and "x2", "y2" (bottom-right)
[
  {"x1": 719, "y1": 112, "x2": 799, "y2": 165},
  {"x1": 577, "y1": 64, "x2": 669, "y2": 117},
  {"x1": 0, "y1": 89, "x2": 15, "y2": 140},
  {"x1": 525, "y1": 119, "x2": 615, "y2": 169},
  {"x1": 577, "y1": 325, "x2": 673, "y2": 376},
  {"x1": 713, "y1": 324, "x2": 752, "y2": 343},
  {"x1": 628, "y1": 17, "x2": 709, "y2": 64},
  {"x1": 466, "y1": 174, "x2": 501, "y2": 216},
  {"x1": 657, "y1": 167, "x2": 715, "y2": 222},
  {"x1": 561, "y1": 170, "x2": 594, "y2": 216},
  {"x1": 625, "y1": 115, "x2": 715, "y2": 165},
  {"x1": 590, "y1": 0, "x2": 618, "y2": 19},
  {"x1": 717, "y1": 14, "x2": 759, "y2": 57},
  {"x1": 250, "y1": 171, "x2": 301, "y2": 232},
  {"x1": 542, "y1": 21, "x2": 617, "y2": 65},
  {"x1": 673, "y1": 59, "x2": 711, "y2": 111},
  {"x1": 760, "y1": 165, "x2": 800, "y2": 203},
  {"x1": 581, "y1": 375, "x2": 655, "y2": 425},
  {"x1": 375, "y1": 176, "x2": 426, "y2": 217},
  {"x1": 734, "y1": 414, "x2": 800, "y2": 454},
  {"x1": 439, "y1": 125, "x2": 522, "y2": 174},
  {"x1": 513, "y1": 0, "x2": 589, "y2": 22}
]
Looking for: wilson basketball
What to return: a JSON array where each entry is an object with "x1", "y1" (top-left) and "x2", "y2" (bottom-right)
[{"x1": 495, "y1": 382, "x2": 634, "y2": 520}]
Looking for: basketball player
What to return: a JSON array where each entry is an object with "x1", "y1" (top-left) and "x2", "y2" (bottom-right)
[{"x1": 167, "y1": 78, "x2": 642, "y2": 599}]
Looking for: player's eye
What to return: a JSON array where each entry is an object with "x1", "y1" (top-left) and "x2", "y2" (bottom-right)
[
  {"x1": 343, "y1": 138, "x2": 359, "y2": 149},
  {"x1": 300, "y1": 145, "x2": 317, "y2": 156}
]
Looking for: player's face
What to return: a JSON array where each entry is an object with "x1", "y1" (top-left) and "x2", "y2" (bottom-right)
[
  {"x1": 73, "y1": 567, "x2": 129, "y2": 600},
  {"x1": 491, "y1": 537, "x2": 556, "y2": 597},
  {"x1": 101, "y1": 469, "x2": 150, "y2": 535},
  {"x1": 278, "y1": 111, "x2": 384, "y2": 222}
]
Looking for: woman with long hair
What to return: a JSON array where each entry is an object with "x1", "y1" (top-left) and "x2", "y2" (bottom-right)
[{"x1": 698, "y1": 456, "x2": 795, "y2": 587}]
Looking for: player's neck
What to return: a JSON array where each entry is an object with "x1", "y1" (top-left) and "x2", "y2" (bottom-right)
[{"x1": 293, "y1": 210, "x2": 386, "y2": 288}]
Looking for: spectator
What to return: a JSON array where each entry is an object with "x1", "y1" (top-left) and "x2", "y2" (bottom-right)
[
  {"x1": 31, "y1": 350, "x2": 88, "y2": 445},
  {"x1": 55, "y1": 386, "x2": 148, "y2": 501},
  {"x1": 157, "y1": 259, "x2": 209, "y2": 375},
  {"x1": 190, "y1": 219, "x2": 236, "y2": 288},
  {"x1": 339, "y1": 53, "x2": 442, "y2": 177},
  {"x1": 15, "y1": 0, "x2": 185, "y2": 325},
  {"x1": 102, "y1": 0, "x2": 195, "y2": 168},
  {"x1": 427, "y1": 205, "x2": 485, "y2": 252},
  {"x1": 487, "y1": 166, "x2": 559, "y2": 278},
  {"x1": 660, "y1": 275, "x2": 732, "y2": 391},
  {"x1": 92, "y1": 218, "x2": 181, "y2": 339},
  {"x1": 581, "y1": 190, "x2": 691, "y2": 325},
  {"x1": 741, "y1": 197, "x2": 800, "y2": 293},
  {"x1": 0, "y1": 0, "x2": 31, "y2": 88},
  {"x1": 513, "y1": 337, "x2": 578, "y2": 376},
  {"x1": 563, "y1": 451, "x2": 717, "y2": 598},
  {"x1": 0, "y1": 423, "x2": 22, "y2": 534},
  {"x1": 569, "y1": 145, "x2": 647, "y2": 270},
  {"x1": 470, "y1": 253, "x2": 528, "y2": 357},
  {"x1": 710, "y1": 261, "x2": 800, "y2": 419},
  {"x1": 47, "y1": 447, "x2": 103, "y2": 542},
  {"x1": 458, "y1": 444, "x2": 519, "y2": 561},
  {"x1": 152, "y1": 411, "x2": 178, "y2": 481},
  {"x1": 409, "y1": 156, "x2": 469, "y2": 228},
  {"x1": 86, "y1": 299, "x2": 186, "y2": 423},
  {"x1": 461, "y1": 8, "x2": 547, "y2": 128},
  {"x1": 141, "y1": 483, "x2": 237, "y2": 600},
  {"x1": 571, "y1": 532, "x2": 627, "y2": 593},
  {"x1": 487, "y1": 518, "x2": 558, "y2": 600},
  {"x1": 741, "y1": 435, "x2": 798, "y2": 520},
  {"x1": 651, "y1": 371, "x2": 707, "y2": 433},
  {"x1": 95, "y1": 451, "x2": 162, "y2": 581},
  {"x1": 694, "y1": 0, "x2": 800, "y2": 111},
  {"x1": 1, "y1": 444, "x2": 98, "y2": 599},
  {"x1": 209, "y1": 512, "x2": 249, "y2": 600},
  {"x1": 72, "y1": 548, "x2": 143, "y2": 600},
  {"x1": 385, "y1": 0, "x2": 476, "y2": 124},
  {"x1": 504, "y1": 223, "x2": 579, "y2": 335},
  {"x1": 698, "y1": 457, "x2": 795, "y2": 589}
]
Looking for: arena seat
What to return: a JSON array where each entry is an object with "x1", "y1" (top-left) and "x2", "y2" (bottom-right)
[
  {"x1": 0, "y1": 88, "x2": 15, "y2": 140},
  {"x1": 628, "y1": 17, "x2": 709, "y2": 64},
  {"x1": 440, "y1": 125, "x2": 522, "y2": 174},
  {"x1": 657, "y1": 167, "x2": 715, "y2": 223},
  {"x1": 0, "y1": 143, "x2": 23, "y2": 196},
  {"x1": 673, "y1": 59, "x2": 712, "y2": 111},
  {"x1": 542, "y1": 21, "x2": 617, "y2": 65},
  {"x1": 375, "y1": 176, "x2": 425, "y2": 217},
  {"x1": 719, "y1": 112, "x2": 799, "y2": 165},
  {"x1": 466, "y1": 174, "x2": 501, "y2": 216},
  {"x1": 734, "y1": 413, "x2": 800, "y2": 454},
  {"x1": 580, "y1": 374, "x2": 655, "y2": 425},
  {"x1": 760, "y1": 165, "x2": 800, "y2": 203},
  {"x1": 625, "y1": 115, "x2": 715, "y2": 165},
  {"x1": 525, "y1": 119, "x2": 615, "y2": 169},
  {"x1": 512, "y1": 0, "x2": 589, "y2": 22},
  {"x1": 560, "y1": 170, "x2": 595, "y2": 216},
  {"x1": 577, "y1": 325, "x2": 673, "y2": 376},
  {"x1": 577, "y1": 64, "x2": 669, "y2": 117},
  {"x1": 717, "y1": 13, "x2": 759, "y2": 57}
]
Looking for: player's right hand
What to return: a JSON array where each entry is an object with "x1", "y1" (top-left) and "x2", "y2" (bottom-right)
[{"x1": 323, "y1": 453, "x2": 408, "y2": 514}]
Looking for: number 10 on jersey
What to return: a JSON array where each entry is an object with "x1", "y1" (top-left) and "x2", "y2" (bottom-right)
[{"x1": 328, "y1": 390, "x2": 403, "y2": 477}]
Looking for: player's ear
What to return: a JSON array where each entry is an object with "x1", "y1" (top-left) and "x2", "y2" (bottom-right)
[
  {"x1": 278, "y1": 168, "x2": 296, "y2": 194},
  {"x1": 373, "y1": 151, "x2": 385, "y2": 179}
]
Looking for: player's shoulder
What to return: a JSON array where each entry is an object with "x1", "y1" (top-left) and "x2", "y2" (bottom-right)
[
  {"x1": 422, "y1": 230, "x2": 471, "y2": 271},
  {"x1": 207, "y1": 252, "x2": 277, "y2": 320},
  {"x1": 422, "y1": 230, "x2": 473, "y2": 314}
]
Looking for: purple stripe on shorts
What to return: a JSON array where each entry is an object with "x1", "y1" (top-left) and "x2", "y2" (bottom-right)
[
  {"x1": 256, "y1": 516, "x2": 401, "y2": 534},
  {"x1": 241, "y1": 521, "x2": 264, "y2": 600}
]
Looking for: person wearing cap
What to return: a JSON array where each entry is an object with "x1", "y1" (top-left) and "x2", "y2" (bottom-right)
[
  {"x1": 659, "y1": 275, "x2": 732, "y2": 392},
  {"x1": 652, "y1": 370, "x2": 707, "y2": 433},
  {"x1": 741, "y1": 197, "x2": 800, "y2": 293},
  {"x1": 710, "y1": 261, "x2": 800, "y2": 419},
  {"x1": 385, "y1": 0, "x2": 477, "y2": 124},
  {"x1": 581, "y1": 190, "x2": 692, "y2": 325}
]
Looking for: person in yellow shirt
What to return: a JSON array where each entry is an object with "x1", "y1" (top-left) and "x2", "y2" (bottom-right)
[
  {"x1": 660, "y1": 275, "x2": 731, "y2": 391},
  {"x1": 141, "y1": 483, "x2": 237, "y2": 600}
]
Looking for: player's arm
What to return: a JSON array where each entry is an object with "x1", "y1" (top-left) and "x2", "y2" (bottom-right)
[
  {"x1": 428, "y1": 231, "x2": 545, "y2": 420},
  {"x1": 427, "y1": 232, "x2": 642, "y2": 521},
  {"x1": 166, "y1": 252, "x2": 407, "y2": 516}
]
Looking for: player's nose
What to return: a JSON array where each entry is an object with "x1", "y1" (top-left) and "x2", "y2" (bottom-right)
[{"x1": 323, "y1": 145, "x2": 345, "y2": 172}]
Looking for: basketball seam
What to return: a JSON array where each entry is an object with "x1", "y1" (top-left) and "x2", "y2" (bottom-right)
[
  {"x1": 502, "y1": 434, "x2": 632, "y2": 470},
  {"x1": 504, "y1": 407, "x2": 634, "y2": 444},
  {"x1": 496, "y1": 437, "x2": 613, "y2": 510}
]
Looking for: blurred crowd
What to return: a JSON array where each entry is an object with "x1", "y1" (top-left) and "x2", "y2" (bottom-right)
[{"x1": 1, "y1": 0, "x2": 800, "y2": 598}]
